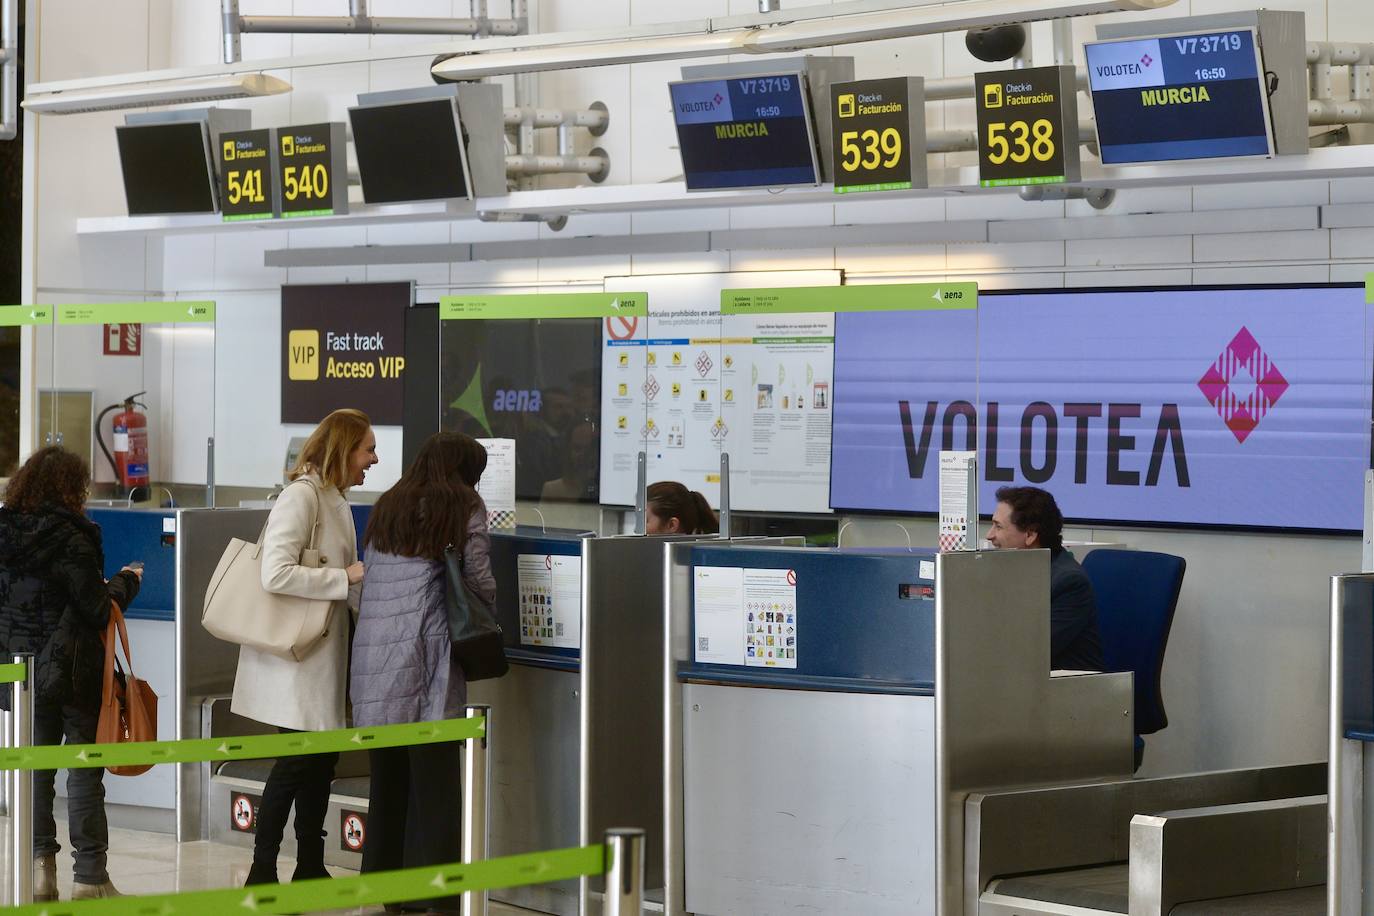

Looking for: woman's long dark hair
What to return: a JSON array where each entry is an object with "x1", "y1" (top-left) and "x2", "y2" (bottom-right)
[
  {"x1": 364, "y1": 432, "x2": 487, "y2": 559},
  {"x1": 647, "y1": 481, "x2": 718, "y2": 535}
]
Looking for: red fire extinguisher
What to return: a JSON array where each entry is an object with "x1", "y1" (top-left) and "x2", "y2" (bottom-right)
[{"x1": 96, "y1": 391, "x2": 150, "y2": 495}]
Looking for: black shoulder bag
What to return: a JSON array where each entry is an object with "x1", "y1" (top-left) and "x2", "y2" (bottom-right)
[{"x1": 444, "y1": 546, "x2": 509, "y2": 682}]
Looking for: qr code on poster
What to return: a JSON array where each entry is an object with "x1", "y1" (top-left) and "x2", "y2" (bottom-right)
[
  {"x1": 697, "y1": 637, "x2": 709, "y2": 653},
  {"x1": 555, "y1": 622, "x2": 565, "y2": 637}
]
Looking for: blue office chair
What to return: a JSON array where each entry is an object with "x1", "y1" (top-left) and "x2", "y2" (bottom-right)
[{"x1": 1079, "y1": 548, "x2": 1186, "y2": 772}]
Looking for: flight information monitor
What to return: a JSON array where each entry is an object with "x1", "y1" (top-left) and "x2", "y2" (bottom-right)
[
  {"x1": 116, "y1": 121, "x2": 219, "y2": 215},
  {"x1": 1086, "y1": 28, "x2": 1274, "y2": 164},
  {"x1": 349, "y1": 97, "x2": 472, "y2": 203},
  {"x1": 669, "y1": 73, "x2": 821, "y2": 191}
]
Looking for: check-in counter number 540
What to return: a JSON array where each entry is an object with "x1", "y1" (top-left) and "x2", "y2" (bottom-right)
[
  {"x1": 985, "y1": 119, "x2": 1056, "y2": 164},
  {"x1": 840, "y1": 128, "x2": 902, "y2": 172},
  {"x1": 283, "y1": 164, "x2": 329, "y2": 201}
]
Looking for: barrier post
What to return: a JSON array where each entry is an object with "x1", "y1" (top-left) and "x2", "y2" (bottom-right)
[
  {"x1": 10, "y1": 653, "x2": 33, "y2": 905},
  {"x1": 603, "y1": 828, "x2": 645, "y2": 916},
  {"x1": 462, "y1": 704, "x2": 490, "y2": 916}
]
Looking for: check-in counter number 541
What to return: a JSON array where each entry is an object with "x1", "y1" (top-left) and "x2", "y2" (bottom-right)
[{"x1": 225, "y1": 169, "x2": 265, "y2": 205}]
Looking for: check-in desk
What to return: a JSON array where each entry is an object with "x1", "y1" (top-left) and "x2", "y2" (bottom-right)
[
  {"x1": 475, "y1": 528, "x2": 783, "y2": 916},
  {"x1": 467, "y1": 527, "x2": 588, "y2": 914},
  {"x1": 675, "y1": 545, "x2": 1135, "y2": 916}
]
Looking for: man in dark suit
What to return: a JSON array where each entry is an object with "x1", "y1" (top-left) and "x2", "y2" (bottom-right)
[{"x1": 985, "y1": 485, "x2": 1105, "y2": 671}]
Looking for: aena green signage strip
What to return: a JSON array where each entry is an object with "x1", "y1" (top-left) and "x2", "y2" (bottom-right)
[
  {"x1": 441, "y1": 292, "x2": 648, "y2": 320},
  {"x1": 6, "y1": 844, "x2": 607, "y2": 916},
  {"x1": 0, "y1": 716, "x2": 483, "y2": 772},
  {"x1": 1366, "y1": 273, "x2": 1373, "y2": 304},
  {"x1": 0, "y1": 305, "x2": 53, "y2": 327},
  {"x1": 0, "y1": 662, "x2": 27, "y2": 683},
  {"x1": 721, "y1": 282, "x2": 978, "y2": 314},
  {"x1": 56, "y1": 301, "x2": 216, "y2": 326}
]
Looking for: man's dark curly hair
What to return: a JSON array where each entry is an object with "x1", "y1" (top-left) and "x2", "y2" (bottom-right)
[
  {"x1": 4, "y1": 447, "x2": 90, "y2": 514},
  {"x1": 995, "y1": 485, "x2": 1064, "y2": 550}
]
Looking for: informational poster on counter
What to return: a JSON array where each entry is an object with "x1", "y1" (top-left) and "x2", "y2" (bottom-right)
[
  {"x1": 693, "y1": 566, "x2": 798, "y2": 669},
  {"x1": 600, "y1": 270, "x2": 840, "y2": 513},
  {"x1": 516, "y1": 554, "x2": 582, "y2": 648},
  {"x1": 938, "y1": 450, "x2": 977, "y2": 551},
  {"x1": 475, "y1": 438, "x2": 516, "y2": 529}
]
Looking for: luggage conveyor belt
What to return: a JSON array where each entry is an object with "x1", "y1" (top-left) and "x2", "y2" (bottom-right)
[
  {"x1": 968, "y1": 763, "x2": 1327, "y2": 916},
  {"x1": 982, "y1": 869, "x2": 1326, "y2": 915}
]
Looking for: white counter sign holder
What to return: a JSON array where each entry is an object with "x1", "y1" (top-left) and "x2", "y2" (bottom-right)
[{"x1": 939, "y1": 450, "x2": 978, "y2": 551}]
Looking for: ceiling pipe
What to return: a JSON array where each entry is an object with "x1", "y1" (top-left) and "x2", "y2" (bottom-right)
[
  {"x1": 0, "y1": 0, "x2": 16, "y2": 140},
  {"x1": 223, "y1": 0, "x2": 526, "y2": 64}
]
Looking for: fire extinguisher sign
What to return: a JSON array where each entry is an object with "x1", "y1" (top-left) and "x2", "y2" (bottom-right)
[{"x1": 103, "y1": 324, "x2": 143, "y2": 357}]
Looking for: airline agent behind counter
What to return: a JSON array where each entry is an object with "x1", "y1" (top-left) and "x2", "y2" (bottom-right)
[{"x1": 985, "y1": 485, "x2": 1105, "y2": 672}]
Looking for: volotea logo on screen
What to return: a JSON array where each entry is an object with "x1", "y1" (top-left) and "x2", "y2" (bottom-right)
[{"x1": 1196, "y1": 326, "x2": 1289, "y2": 443}]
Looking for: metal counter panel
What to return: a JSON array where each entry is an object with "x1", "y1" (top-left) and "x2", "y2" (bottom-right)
[
  {"x1": 469, "y1": 663, "x2": 581, "y2": 915},
  {"x1": 580, "y1": 535, "x2": 698, "y2": 908},
  {"x1": 682, "y1": 683, "x2": 937, "y2": 916},
  {"x1": 489, "y1": 529, "x2": 588, "y2": 668},
  {"x1": 681, "y1": 545, "x2": 937, "y2": 692},
  {"x1": 90, "y1": 507, "x2": 177, "y2": 621},
  {"x1": 175, "y1": 507, "x2": 272, "y2": 841}
]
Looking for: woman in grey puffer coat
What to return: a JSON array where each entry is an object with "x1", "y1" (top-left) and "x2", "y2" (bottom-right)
[{"x1": 350, "y1": 432, "x2": 495, "y2": 915}]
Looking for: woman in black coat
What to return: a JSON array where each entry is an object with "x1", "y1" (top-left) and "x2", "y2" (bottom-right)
[{"x1": 0, "y1": 447, "x2": 142, "y2": 901}]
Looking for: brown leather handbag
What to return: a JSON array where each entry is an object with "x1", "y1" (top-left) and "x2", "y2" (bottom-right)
[{"x1": 96, "y1": 602, "x2": 159, "y2": 776}]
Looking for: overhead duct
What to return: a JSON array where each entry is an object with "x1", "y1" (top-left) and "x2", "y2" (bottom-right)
[
  {"x1": 22, "y1": 73, "x2": 291, "y2": 115},
  {"x1": 432, "y1": 0, "x2": 1180, "y2": 79}
]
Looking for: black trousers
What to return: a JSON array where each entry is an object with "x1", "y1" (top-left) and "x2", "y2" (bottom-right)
[
  {"x1": 252, "y1": 727, "x2": 339, "y2": 868},
  {"x1": 363, "y1": 741, "x2": 463, "y2": 912},
  {"x1": 33, "y1": 703, "x2": 108, "y2": 884}
]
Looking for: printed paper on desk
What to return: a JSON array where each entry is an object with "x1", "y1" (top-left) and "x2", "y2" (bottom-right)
[{"x1": 476, "y1": 438, "x2": 516, "y2": 529}]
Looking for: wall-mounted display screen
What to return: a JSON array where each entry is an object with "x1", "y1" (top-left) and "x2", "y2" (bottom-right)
[
  {"x1": 441, "y1": 318, "x2": 602, "y2": 502},
  {"x1": 349, "y1": 97, "x2": 472, "y2": 203},
  {"x1": 669, "y1": 73, "x2": 821, "y2": 191},
  {"x1": 1086, "y1": 28, "x2": 1274, "y2": 163},
  {"x1": 830, "y1": 285, "x2": 1372, "y2": 531},
  {"x1": 115, "y1": 121, "x2": 219, "y2": 215}
]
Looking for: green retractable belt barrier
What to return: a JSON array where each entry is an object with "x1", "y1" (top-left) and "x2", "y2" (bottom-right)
[
  {"x1": 0, "y1": 717, "x2": 484, "y2": 772},
  {"x1": 0, "y1": 662, "x2": 27, "y2": 683},
  {"x1": 5, "y1": 844, "x2": 609, "y2": 915}
]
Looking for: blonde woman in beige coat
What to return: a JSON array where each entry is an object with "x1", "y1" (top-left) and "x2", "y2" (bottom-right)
[{"x1": 231, "y1": 408, "x2": 377, "y2": 886}]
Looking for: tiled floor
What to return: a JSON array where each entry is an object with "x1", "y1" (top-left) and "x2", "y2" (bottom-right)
[{"x1": 0, "y1": 817, "x2": 531, "y2": 915}]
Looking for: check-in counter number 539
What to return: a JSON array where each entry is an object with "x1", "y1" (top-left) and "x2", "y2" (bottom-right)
[{"x1": 840, "y1": 128, "x2": 902, "y2": 171}]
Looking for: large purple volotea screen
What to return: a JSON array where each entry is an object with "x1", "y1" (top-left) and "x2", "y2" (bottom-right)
[{"x1": 830, "y1": 285, "x2": 1373, "y2": 530}]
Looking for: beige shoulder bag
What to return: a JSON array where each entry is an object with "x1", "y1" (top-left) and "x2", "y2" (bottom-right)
[{"x1": 201, "y1": 480, "x2": 334, "y2": 662}]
